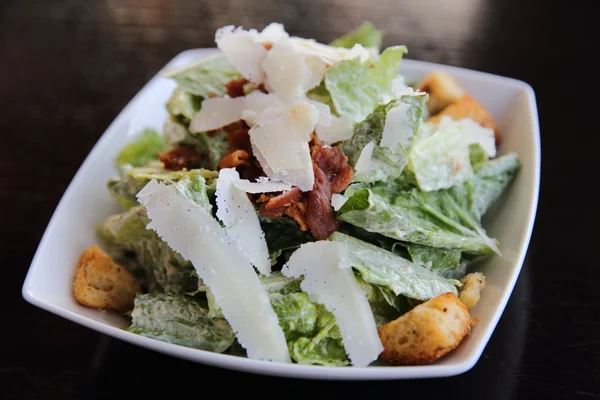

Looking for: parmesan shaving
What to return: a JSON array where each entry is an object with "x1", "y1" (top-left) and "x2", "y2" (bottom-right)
[
  {"x1": 380, "y1": 102, "x2": 412, "y2": 149},
  {"x1": 282, "y1": 242, "x2": 384, "y2": 367},
  {"x1": 316, "y1": 115, "x2": 354, "y2": 145},
  {"x1": 354, "y1": 141, "x2": 375, "y2": 172},
  {"x1": 189, "y1": 97, "x2": 244, "y2": 133},
  {"x1": 231, "y1": 176, "x2": 292, "y2": 193},
  {"x1": 215, "y1": 26, "x2": 268, "y2": 83},
  {"x1": 438, "y1": 116, "x2": 496, "y2": 157},
  {"x1": 137, "y1": 180, "x2": 290, "y2": 363},
  {"x1": 216, "y1": 168, "x2": 272, "y2": 276},
  {"x1": 331, "y1": 194, "x2": 348, "y2": 211}
]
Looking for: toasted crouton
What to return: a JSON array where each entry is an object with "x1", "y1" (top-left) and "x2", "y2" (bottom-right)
[
  {"x1": 72, "y1": 245, "x2": 140, "y2": 312},
  {"x1": 428, "y1": 95, "x2": 500, "y2": 140},
  {"x1": 378, "y1": 293, "x2": 473, "y2": 365},
  {"x1": 459, "y1": 272, "x2": 486, "y2": 309},
  {"x1": 416, "y1": 71, "x2": 466, "y2": 115}
]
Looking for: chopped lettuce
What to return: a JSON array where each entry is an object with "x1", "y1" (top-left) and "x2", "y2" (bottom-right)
[
  {"x1": 166, "y1": 55, "x2": 242, "y2": 98},
  {"x1": 337, "y1": 185, "x2": 500, "y2": 254},
  {"x1": 468, "y1": 152, "x2": 520, "y2": 220},
  {"x1": 166, "y1": 87, "x2": 203, "y2": 124},
  {"x1": 97, "y1": 206, "x2": 199, "y2": 294},
  {"x1": 260, "y1": 272, "x2": 303, "y2": 294},
  {"x1": 408, "y1": 125, "x2": 473, "y2": 191},
  {"x1": 405, "y1": 243, "x2": 462, "y2": 274},
  {"x1": 128, "y1": 293, "x2": 235, "y2": 352},
  {"x1": 107, "y1": 166, "x2": 217, "y2": 210},
  {"x1": 469, "y1": 143, "x2": 489, "y2": 171},
  {"x1": 324, "y1": 45, "x2": 408, "y2": 123},
  {"x1": 342, "y1": 94, "x2": 426, "y2": 183},
  {"x1": 259, "y1": 215, "x2": 314, "y2": 264},
  {"x1": 180, "y1": 131, "x2": 229, "y2": 171},
  {"x1": 115, "y1": 129, "x2": 167, "y2": 169},
  {"x1": 329, "y1": 232, "x2": 459, "y2": 300},
  {"x1": 270, "y1": 292, "x2": 319, "y2": 342},
  {"x1": 289, "y1": 305, "x2": 349, "y2": 366},
  {"x1": 354, "y1": 274, "x2": 406, "y2": 328},
  {"x1": 330, "y1": 21, "x2": 384, "y2": 51}
]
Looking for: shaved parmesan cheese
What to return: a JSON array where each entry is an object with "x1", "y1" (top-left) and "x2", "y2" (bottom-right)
[
  {"x1": 216, "y1": 168, "x2": 271, "y2": 276},
  {"x1": 137, "y1": 180, "x2": 290, "y2": 363},
  {"x1": 231, "y1": 176, "x2": 292, "y2": 193},
  {"x1": 380, "y1": 102, "x2": 412, "y2": 149},
  {"x1": 438, "y1": 116, "x2": 496, "y2": 157},
  {"x1": 249, "y1": 101, "x2": 318, "y2": 191},
  {"x1": 189, "y1": 97, "x2": 244, "y2": 133},
  {"x1": 316, "y1": 115, "x2": 354, "y2": 145},
  {"x1": 289, "y1": 38, "x2": 371, "y2": 65},
  {"x1": 308, "y1": 99, "x2": 332, "y2": 126},
  {"x1": 331, "y1": 194, "x2": 348, "y2": 211},
  {"x1": 215, "y1": 26, "x2": 268, "y2": 83},
  {"x1": 251, "y1": 22, "x2": 289, "y2": 43},
  {"x1": 354, "y1": 141, "x2": 375, "y2": 172},
  {"x1": 242, "y1": 92, "x2": 283, "y2": 126},
  {"x1": 262, "y1": 40, "x2": 313, "y2": 99},
  {"x1": 282, "y1": 242, "x2": 384, "y2": 367}
]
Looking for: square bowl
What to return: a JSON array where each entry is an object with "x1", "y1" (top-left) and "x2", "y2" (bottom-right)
[{"x1": 22, "y1": 48, "x2": 540, "y2": 380}]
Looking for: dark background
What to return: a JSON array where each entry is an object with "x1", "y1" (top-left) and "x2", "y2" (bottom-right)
[{"x1": 2, "y1": 0, "x2": 598, "y2": 398}]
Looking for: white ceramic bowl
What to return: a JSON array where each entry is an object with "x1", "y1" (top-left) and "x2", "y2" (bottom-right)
[{"x1": 22, "y1": 49, "x2": 540, "y2": 380}]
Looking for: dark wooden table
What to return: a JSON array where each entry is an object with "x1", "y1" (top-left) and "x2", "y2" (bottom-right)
[{"x1": 2, "y1": 0, "x2": 598, "y2": 398}]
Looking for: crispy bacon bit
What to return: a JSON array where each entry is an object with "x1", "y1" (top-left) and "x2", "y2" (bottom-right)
[
  {"x1": 226, "y1": 78, "x2": 249, "y2": 98},
  {"x1": 284, "y1": 203, "x2": 308, "y2": 231},
  {"x1": 311, "y1": 146, "x2": 353, "y2": 194},
  {"x1": 158, "y1": 147, "x2": 203, "y2": 171},
  {"x1": 227, "y1": 128, "x2": 252, "y2": 152},
  {"x1": 306, "y1": 165, "x2": 338, "y2": 240},
  {"x1": 259, "y1": 202, "x2": 284, "y2": 218},
  {"x1": 218, "y1": 150, "x2": 250, "y2": 169},
  {"x1": 264, "y1": 187, "x2": 302, "y2": 209}
]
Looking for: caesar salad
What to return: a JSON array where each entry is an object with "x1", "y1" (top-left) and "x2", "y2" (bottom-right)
[{"x1": 71, "y1": 21, "x2": 519, "y2": 367}]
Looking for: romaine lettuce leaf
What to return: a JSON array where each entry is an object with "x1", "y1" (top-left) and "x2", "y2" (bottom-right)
[
  {"x1": 97, "y1": 206, "x2": 199, "y2": 294},
  {"x1": 107, "y1": 166, "x2": 217, "y2": 209},
  {"x1": 115, "y1": 129, "x2": 166, "y2": 169},
  {"x1": 405, "y1": 243, "x2": 462, "y2": 274},
  {"x1": 289, "y1": 305, "x2": 349, "y2": 366},
  {"x1": 166, "y1": 87, "x2": 203, "y2": 124},
  {"x1": 354, "y1": 274, "x2": 406, "y2": 328},
  {"x1": 342, "y1": 94, "x2": 426, "y2": 183},
  {"x1": 260, "y1": 272, "x2": 303, "y2": 294},
  {"x1": 469, "y1": 143, "x2": 489, "y2": 171},
  {"x1": 180, "y1": 131, "x2": 229, "y2": 171},
  {"x1": 270, "y1": 292, "x2": 318, "y2": 342},
  {"x1": 329, "y1": 232, "x2": 459, "y2": 300},
  {"x1": 128, "y1": 293, "x2": 234, "y2": 352},
  {"x1": 408, "y1": 125, "x2": 473, "y2": 191},
  {"x1": 324, "y1": 45, "x2": 407, "y2": 123},
  {"x1": 468, "y1": 152, "x2": 520, "y2": 219},
  {"x1": 166, "y1": 55, "x2": 242, "y2": 98},
  {"x1": 337, "y1": 186, "x2": 499, "y2": 255},
  {"x1": 330, "y1": 21, "x2": 383, "y2": 50}
]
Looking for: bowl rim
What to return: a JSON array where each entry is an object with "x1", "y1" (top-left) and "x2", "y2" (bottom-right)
[{"x1": 22, "y1": 48, "x2": 541, "y2": 380}]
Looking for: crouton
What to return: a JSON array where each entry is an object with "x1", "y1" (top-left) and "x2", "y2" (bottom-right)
[
  {"x1": 428, "y1": 95, "x2": 500, "y2": 140},
  {"x1": 416, "y1": 71, "x2": 466, "y2": 115},
  {"x1": 459, "y1": 272, "x2": 486, "y2": 309},
  {"x1": 72, "y1": 245, "x2": 141, "y2": 312},
  {"x1": 378, "y1": 293, "x2": 473, "y2": 365}
]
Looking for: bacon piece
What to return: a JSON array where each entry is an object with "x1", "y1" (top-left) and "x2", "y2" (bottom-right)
[
  {"x1": 264, "y1": 187, "x2": 302, "y2": 209},
  {"x1": 312, "y1": 146, "x2": 353, "y2": 194},
  {"x1": 226, "y1": 78, "x2": 249, "y2": 98},
  {"x1": 305, "y1": 165, "x2": 338, "y2": 240},
  {"x1": 227, "y1": 128, "x2": 252, "y2": 152},
  {"x1": 158, "y1": 147, "x2": 203, "y2": 171},
  {"x1": 218, "y1": 150, "x2": 249, "y2": 169},
  {"x1": 284, "y1": 202, "x2": 308, "y2": 231},
  {"x1": 259, "y1": 203, "x2": 284, "y2": 218}
]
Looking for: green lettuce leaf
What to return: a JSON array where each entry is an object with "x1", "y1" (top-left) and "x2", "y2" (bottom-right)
[
  {"x1": 337, "y1": 187, "x2": 498, "y2": 255},
  {"x1": 354, "y1": 274, "x2": 406, "y2": 328},
  {"x1": 166, "y1": 87, "x2": 203, "y2": 124},
  {"x1": 166, "y1": 56, "x2": 242, "y2": 98},
  {"x1": 342, "y1": 94, "x2": 427, "y2": 183},
  {"x1": 115, "y1": 129, "x2": 167, "y2": 169},
  {"x1": 259, "y1": 216, "x2": 314, "y2": 264},
  {"x1": 97, "y1": 206, "x2": 198, "y2": 294},
  {"x1": 107, "y1": 166, "x2": 217, "y2": 209},
  {"x1": 180, "y1": 131, "x2": 229, "y2": 171},
  {"x1": 330, "y1": 21, "x2": 384, "y2": 50},
  {"x1": 270, "y1": 292, "x2": 319, "y2": 342},
  {"x1": 324, "y1": 45, "x2": 407, "y2": 123},
  {"x1": 290, "y1": 305, "x2": 349, "y2": 366},
  {"x1": 468, "y1": 152, "x2": 520, "y2": 220},
  {"x1": 405, "y1": 243, "x2": 462, "y2": 274},
  {"x1": 329, "y1": 232, "x2": 459, "y2": 300},
  {"x1": 128, "y1": 293, "x2": 234, "y2": 352},
  {"x1": 408, "y1": 125, "x2": 473, "y2": 191},
  {"x1": 260, "y1": 272, "x2": 303, "y2": 294},
  {"x1": 469, "y1": 143, "x2": 489, "y2": 171}
]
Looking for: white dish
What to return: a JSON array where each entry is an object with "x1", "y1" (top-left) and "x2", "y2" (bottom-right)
[{"x1": 22, "y1": 48, "x2": 540, "y2": 380}]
